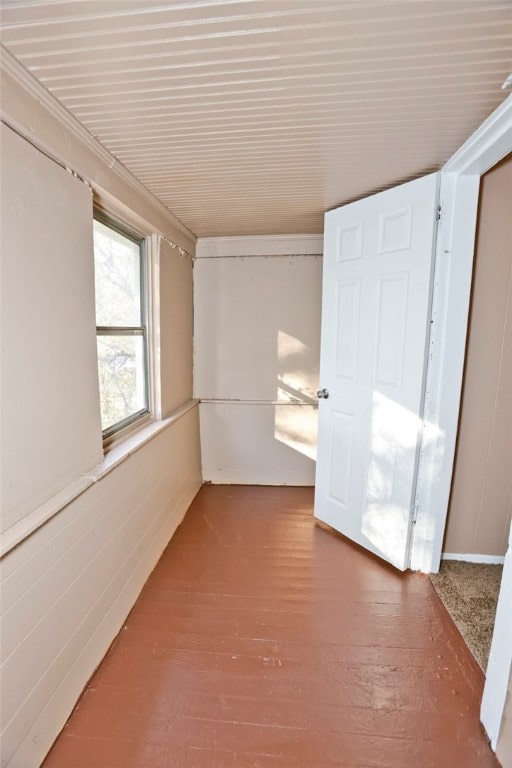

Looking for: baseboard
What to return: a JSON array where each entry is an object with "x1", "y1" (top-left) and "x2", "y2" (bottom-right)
[
  {"x1": 442, "y1": 552, "x2": 505, "y2": 564},
  {"x1": 202, "y1": 469, "x2": 315, "y2": 486}
]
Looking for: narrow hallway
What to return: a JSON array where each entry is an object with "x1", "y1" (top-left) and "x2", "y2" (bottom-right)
[{"x1": 43, "y1": 486, "x2": 498, "y2": 767}]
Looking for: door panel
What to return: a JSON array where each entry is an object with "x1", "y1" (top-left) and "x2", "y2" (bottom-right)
[
  {"x1": 314, "y1": 174, "x2": 439, "y2": 570},
  {"x1": 335, "y1": 279, "x2": 360, "y2": 381},
  {"x1": 329, "y1": 410, "x2": 354, "y2": 506},
  {"x1": 374, "y1": 272, "x2": 408, "y2": 388}
]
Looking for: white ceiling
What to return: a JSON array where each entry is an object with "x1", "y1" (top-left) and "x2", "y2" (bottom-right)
[{"x1": 1, "y1": 1, "x2": 511, "y2": 236}]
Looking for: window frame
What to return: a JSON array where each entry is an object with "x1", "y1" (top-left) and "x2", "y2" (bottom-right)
[{"x1": 93, "y1": 209, "x2": 151, "y2": 444}]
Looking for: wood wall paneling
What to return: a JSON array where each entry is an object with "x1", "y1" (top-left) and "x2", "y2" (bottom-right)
[
  {"x1": 444, "y1": 154, "x2": 512, "y2": 556},
  {"x1": 0, "y1": 412, "x2": 202, "y2": 768}
]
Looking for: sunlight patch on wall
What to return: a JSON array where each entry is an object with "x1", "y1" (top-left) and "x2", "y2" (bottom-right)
[
  {"x1": 274, "y1": 329, "x2": 319, "y2": 461},
  {"x1": 277, "y1": 329, "x2": 318, "y2": 403},
  {"x1": 274, "y1": 404, "x2": 318, "y2": 462}
]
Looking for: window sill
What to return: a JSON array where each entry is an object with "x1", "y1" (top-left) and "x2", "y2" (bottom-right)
[
  {"x1": 102, "y1": 411, "x2": 152, "y2": 454},
  {"x1": 91, "y1": 399, "x2": 198, "y2": 480},
  {"x1": 0, "y1": 399, "x2": 199, "y2": 558}
]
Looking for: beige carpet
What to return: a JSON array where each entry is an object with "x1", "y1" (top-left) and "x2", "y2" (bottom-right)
[{"x1": 430, "y1": 561, "x2": 503, "y2": 672}]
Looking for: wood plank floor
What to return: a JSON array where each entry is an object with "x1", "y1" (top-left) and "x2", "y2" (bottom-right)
[{"x1": 42, "y1": 486, "x2": 499, "y2": 768}]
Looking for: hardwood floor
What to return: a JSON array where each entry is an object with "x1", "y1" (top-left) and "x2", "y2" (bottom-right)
[{"x1": 42, "y1": 486, "x2": 499, "y2": 767}]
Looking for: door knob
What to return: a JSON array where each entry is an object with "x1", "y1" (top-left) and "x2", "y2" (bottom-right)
[{"x1": 317, "y1": 388, "x2": 330, "y2": 399}]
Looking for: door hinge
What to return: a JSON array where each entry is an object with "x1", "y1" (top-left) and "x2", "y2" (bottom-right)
[
  {"x1": 411, "y1": 497, "x2": 421, "y2": 525},
  {"x1": 436, "y1": 205, "x2": 441, "y2": 222}
]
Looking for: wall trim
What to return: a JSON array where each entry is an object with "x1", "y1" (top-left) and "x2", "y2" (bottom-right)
[
  {"x1": 200, "y1": 398, "x2": 318, "y2": 406},
  {"x1": 196, "y1": 234, "x2": 323, "y2": 258},
  {"x1": 442, "y1": 553, "x2": 506, "y2": 565},
  {"x1": 0, "y1": 45, "x2": 195, "y2": 251},
  {"x1": 0, "y1": 400, "x2": 199, "y2": 559},
  {"x1": 411, "y1": 174, "x2": 480, "y2": 573},
  {"x1": 443, "y1": 92, "x2": 512, "y2": 176},
  {"x1": 203, "y1": 469, "x2": 315, "y2": 486},
  {"x1": 483, "y1": 532, "x2": 512, "y2": 750}
]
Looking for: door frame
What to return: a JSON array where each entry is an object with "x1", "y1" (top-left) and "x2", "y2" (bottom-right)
[
  {"x1": 410, "y1": 92, "x2": 512, "y2": 748},
  {"x1": 411, "y1": 93, "x2": 512, "y2": 573}
]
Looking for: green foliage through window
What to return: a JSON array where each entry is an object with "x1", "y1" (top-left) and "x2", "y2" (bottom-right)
[{"x1": 93, "y1": 216, "x2": 148, "y2": 436}]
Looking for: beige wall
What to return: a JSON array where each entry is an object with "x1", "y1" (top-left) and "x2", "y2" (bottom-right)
[
  {"x1": 444, "y1": 155, "x2": 512, "y2": 556},
  {"x1": 194, "y1": 248, "x2": 322, "y2": 485},
  {"x1": 158, "y1": 238, "x2": 194, "y2": 418},
  {"x1": 0, "y1": 79, "x2": 201, "y2": 766},
  {"x1": 1, "y1": 124, "x2": 103, "y2": 532}
]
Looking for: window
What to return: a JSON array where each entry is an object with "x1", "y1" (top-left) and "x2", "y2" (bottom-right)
[{"x1": 93, "y1": 213, "x2": 149, "y2": 439}]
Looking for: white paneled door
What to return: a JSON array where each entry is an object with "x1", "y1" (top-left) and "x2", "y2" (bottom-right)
[{"x1": 314, "y1": 174, "x2": 439, "y2": 570}]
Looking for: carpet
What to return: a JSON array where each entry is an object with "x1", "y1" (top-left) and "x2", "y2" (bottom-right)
[{"x1": 430, "y1": 560, "x2": 503, "y2": 672}]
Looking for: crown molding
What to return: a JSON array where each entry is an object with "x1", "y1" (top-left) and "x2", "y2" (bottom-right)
[
  {"x1": 0, "y1": 44, "x2": 196, "y2": 249},
  {"x1": 196, "y1": 234, "x2": 323, "y2": 258}
]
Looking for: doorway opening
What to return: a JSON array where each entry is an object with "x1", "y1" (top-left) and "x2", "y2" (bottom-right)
[
  {"x1": 431, "y1": 154, "x2": 511, "y2": 675},
  {"x1": 430, "y1": 562, "x2": 503, "y2": 671}
]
